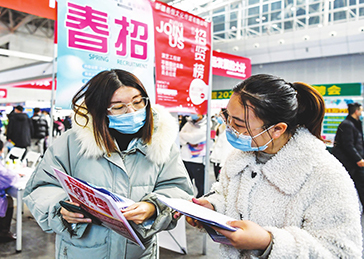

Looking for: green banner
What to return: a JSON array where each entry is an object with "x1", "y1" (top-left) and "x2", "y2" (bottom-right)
[
  {"x1": 312, "y1": 83, "x2": 362, "y2": 96},
  {"x1": 212, "y1": 90, "x2": 233, "y2": 100}
]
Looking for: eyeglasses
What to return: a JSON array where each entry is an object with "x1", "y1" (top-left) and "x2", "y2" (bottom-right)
[
  {"x1": 219, "y1": 110, "x2": 266, "y2": 139},
  {"x1": 107, "y1": 97, "x2": 149, "y2": 115}
]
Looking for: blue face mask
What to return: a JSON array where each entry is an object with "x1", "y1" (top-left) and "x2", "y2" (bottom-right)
[
  {"x1": 190, "y1": 114, "x2": 199, "y2": 121},
  {"x1": 217, "y1": 117, "x2": 223, "y2": 124},
  {"x1": 107, "y1": 107, "x2": 146, "y2": 134},
  {"x1": 225, "y1": 125, "x2": 274, "y2": 152}
]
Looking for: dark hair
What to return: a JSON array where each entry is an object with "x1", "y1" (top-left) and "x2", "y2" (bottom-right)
[
  {"x1": 15, "y1": 105, "x2": 24, "y2": 112},
  {"x1": 0, "y1": 140, "x2": 3, "y2": 151},
  {"x1": 72, "y1": 69, "x2": 153, "y2": 154},
  {"x1": 348, "y1": 102, "x2": 362, "y2": 115},
  {"x1": 34, "y1": 107, "x2": 41, "y2": 114},
  {"x1": 233, "y1": 74, "x2": 325, "y2": 141}
]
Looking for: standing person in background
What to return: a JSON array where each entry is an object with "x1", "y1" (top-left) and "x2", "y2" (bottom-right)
[
  {"x1": 332, "y1": 102, "x2": 364, "y2": 209},
  {"x1": 6, "y1": 105, "x2": 33, "y2": 151},
  {"x1": 24, "y1": 69, "x2": 193, "y2": 259},
  {"x1": 210, "y1": 110, "x2": 234, "y2": 181},
  {"x1": 179, "y1": 114, "x2": 207, "y2": 198},
  {"x1": 0, "y1": 140, "x2": 19, "y2": 243},
  {"x1": 62, "y1": 115, "x2": 72, "y2": 131},
  {"x1": 186, "y1": 74, "x2": 362, "y2": 258},
  {"x1": 31, "y1": 107, "x2": 49, "y2": 155}
]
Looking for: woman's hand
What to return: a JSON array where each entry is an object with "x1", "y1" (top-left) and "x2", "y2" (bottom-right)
[
  {"x1": 212, "y1": 220, "x2": 271, "y2": 251},
  {"x1": 185, "y1": 198, "x2": 214, "y2": 228},
  {"x1": 60, "y1": 201, "x2": 92, "y2": 224},
  {"x1": 122, "y1": 202, "x2": 156, "y2": 224}
]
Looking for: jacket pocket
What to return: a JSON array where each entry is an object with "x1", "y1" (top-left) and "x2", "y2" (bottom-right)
[{"x1": 58, "y1": 239, "x2": 108, "y2": 259}]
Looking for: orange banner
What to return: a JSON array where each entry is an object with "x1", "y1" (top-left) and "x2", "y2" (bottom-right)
[{"x1": 0, "y1": 0, "x2": 57, "y2": 20}]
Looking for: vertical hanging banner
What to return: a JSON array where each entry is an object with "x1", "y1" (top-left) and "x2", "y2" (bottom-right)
[
  {"x1": 151, "y1": 1, "x2": 212, "y2": 115},
  {"x1": 57, "y1": 0, "x2": 154, "y2": 109}
]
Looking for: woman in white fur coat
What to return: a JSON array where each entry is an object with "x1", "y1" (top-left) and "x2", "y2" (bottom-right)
[
  {"x1": 24, "y1": 69, "x2": 193, "y2": 259},
  {"x1": 188, "y1": 74, "x2": 362, "y2": 258}
]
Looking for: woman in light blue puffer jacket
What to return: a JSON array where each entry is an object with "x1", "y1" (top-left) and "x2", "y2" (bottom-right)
[{"x1": 24, "y1": 69, "x2": 194, "y2": 259}]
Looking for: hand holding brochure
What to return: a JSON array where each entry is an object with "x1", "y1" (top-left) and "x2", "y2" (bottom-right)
[
  {"x1": 157, "y1": 196, "x2": 237, "y2": 245},
  {"x1": 50, "y1": 168, "x2": 145, "y2": 249}
]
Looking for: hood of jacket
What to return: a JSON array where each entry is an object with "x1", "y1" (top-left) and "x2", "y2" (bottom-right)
[{"x1": 72, "y1": 104, "x2": 178, "y2": 164}]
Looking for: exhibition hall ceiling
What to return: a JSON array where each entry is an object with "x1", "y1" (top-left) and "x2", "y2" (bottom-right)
[{"x1": 0, "y1": 0, "x2": 194, "y2": 73}]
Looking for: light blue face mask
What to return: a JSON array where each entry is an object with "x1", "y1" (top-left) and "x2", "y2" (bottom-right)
[
  {"x1": 225, "y1": 125, "x2": 274, "y2": 152},
  {"x1": 216, "y1": 117, "x2": 223, "y2": 124},
  {"x1": 190, "y1": 114, "x2": 199, "y2": 121},
  {"x1": 107, "y1": 107, "x2": 146, "y2": 134}
]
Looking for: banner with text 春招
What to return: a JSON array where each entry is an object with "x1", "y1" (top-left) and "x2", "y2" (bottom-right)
[
  {"x1": 57, "y1": 0, "x2": 154, "y2": 109},
  {"x1": 151, "y1": 1, "x2": 212, "y2": 115}
]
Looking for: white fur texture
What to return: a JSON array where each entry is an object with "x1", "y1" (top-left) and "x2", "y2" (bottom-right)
[
  {"x1": 72, "y1": 105, "x2": 178, "y2": 164},
  {"x1": 207, "y1": 128, "x2": 362, "y2": 258}
]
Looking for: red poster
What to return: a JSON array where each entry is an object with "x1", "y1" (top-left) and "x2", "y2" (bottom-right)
[
  {"x1": 1, "y1": 78, "x2": 56, "y2": 90},
  {"x1": 151, "y1": 1, "x2": 212, "y2": 114},
  {"x1": 212, "y1": 51, "x2": 251, "y2": 80}
]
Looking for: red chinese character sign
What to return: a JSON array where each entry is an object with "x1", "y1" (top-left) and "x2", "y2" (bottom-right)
[
  {"x1": 57, "y1": 0, "x2": 154, "y2": 109},
  {"x1": 212, "y1": 51, "x2": 251, "y2": 80},
  {"x1": 151, "y1": 1, "x2": 212, "y2": 115}
]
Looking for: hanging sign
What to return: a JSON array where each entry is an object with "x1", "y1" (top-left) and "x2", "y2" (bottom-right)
[
  {"x1": 151, "y1": 1, "x2": 212, "y2": 114},
  {"x1": 57, "y1": 0, "x2": 155, "y2": 109},
  {"x1": 212, "y1": 51, "x2": 251, "y2": 80}
]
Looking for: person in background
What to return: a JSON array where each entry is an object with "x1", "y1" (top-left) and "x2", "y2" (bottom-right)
[
  {"x1": 62, "y1": 115, "x2": 72, "y2": 131},
  {"x1": 6, "y1": 105, "x2": 33, "y2": 151},
  {"x1": 210, "y1": 109, "x2": 234, "y2": 181},
  {"x1": 178, "y1": 114, "x2": 187, "y2": 131},
  {"x1": 186, "y1": 74, "x2": 362, "y2": 258},
  {"x1": 31, "y1": 107, "x2": 49, "y2": 155},
  {"x1": 24, "y1": 69, "x2": 193, "y2": 259},
  {"x1": 41, "y1": 110, "x2": 51, "y2": 130},
  {"x1": 179, "y1": 114, "x2": 207, "y2": 198},
  {"x1": 332, "y1": 102, "x2": 364, "y2": 209},
  {"x1": 53, "y1": 117, "x2": 65, "y2": 137},
  {"x1": 0, "y1": 140, "x2": 19, "y2": 243}
]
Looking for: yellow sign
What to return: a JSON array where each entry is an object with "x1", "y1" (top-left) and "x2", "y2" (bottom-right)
[
  {"x1": 327, "y1": 85, "x2": 341, "y2": 95},
  {"x1": 325, "y1": 108, "x2": 348, "y2": 113}
]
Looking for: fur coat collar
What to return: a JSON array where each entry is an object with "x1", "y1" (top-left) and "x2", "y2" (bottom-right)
[
  {"x1": 72, "y1": 105, "x2": 178, "y2": 165},
  {"x1": 224, "y1": 127, "x2": 325, "y2": 195}
]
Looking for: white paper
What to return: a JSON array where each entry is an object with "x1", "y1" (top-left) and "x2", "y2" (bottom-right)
[{"x1": 157, "y1": 196, "x2": 236, "y2": 231}]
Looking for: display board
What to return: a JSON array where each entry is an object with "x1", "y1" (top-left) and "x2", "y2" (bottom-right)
[{"x1": 57, "y1": 0, "x2": 155, "y2": 109}]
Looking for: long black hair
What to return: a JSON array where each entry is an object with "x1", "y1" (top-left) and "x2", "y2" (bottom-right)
[
  {"x1": 72, "y1": 69, "x2": 153, "y2": 154},
  {"x1": 233, "y1": 74, "x2": 325, "y2": 140}
]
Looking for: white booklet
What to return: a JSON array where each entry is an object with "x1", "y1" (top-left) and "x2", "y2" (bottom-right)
[
  {"x1": 47, "y1": 168, "x2": 145, "y2": 249},
  {"x1": 157, "y1": 196, "x2": 237, "y2": 245}
]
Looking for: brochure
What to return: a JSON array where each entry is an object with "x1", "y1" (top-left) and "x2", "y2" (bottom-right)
[
  {"x1": 49, "y1": 168, "x2": 145, "y2": 249},
  {"x1": 157, "y1": 196, "x2": 236, "y2": 245}
]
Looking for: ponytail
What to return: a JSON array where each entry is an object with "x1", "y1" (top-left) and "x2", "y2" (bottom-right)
[{"x1": 292, "y1": 82, "x2": 325, "y2": 140}]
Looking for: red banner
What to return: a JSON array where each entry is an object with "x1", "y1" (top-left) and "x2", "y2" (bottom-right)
[
  {"x1": 0, "y1": 89, "x2": 7, "y2": 98},
  {"x1": 152, "y1": 1, "x2": 212, "y2": 115},
  {"x1": 1, "y1": 78, "x2": 56, "y2": 90},
  {"x1": 0, "y1": 0, "x2": 57, "y2": 20},
  {"x1": 212, "y1": 51, "x2": 251, "y2": 80}
]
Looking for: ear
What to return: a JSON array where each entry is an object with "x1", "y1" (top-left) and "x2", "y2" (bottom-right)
[{"x1": 271, "y1": 122, "x2": 288, "y2": 139}]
